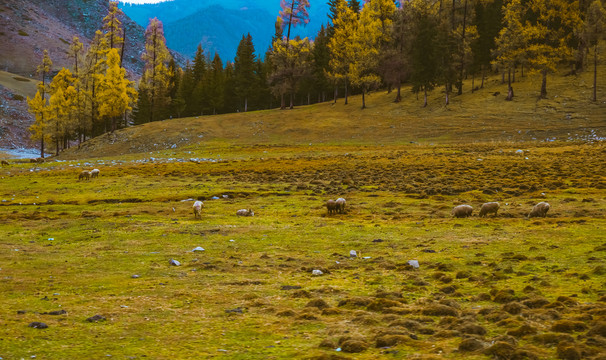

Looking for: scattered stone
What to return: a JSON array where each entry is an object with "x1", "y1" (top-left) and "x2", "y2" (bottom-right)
[
  {"x1": 42, "y1": 310, "x2": 67, "y2": 315},
  {"x1": 131, "y1": 275, "x2": 140, "y2": 279},
  {"x1": 17, "y1": 310, "x2": 27, "y2": 314},
  {"x1": 192, "y1": 247, "x2": 205, "y2": 252},
  {"x1": 28, "y1": 322, "x2": 48, "y2": 329},
  {"x1": 86, "y1": 315, "x2": 106, "y2": 323},
  {"x1": 312, "y1": 269, "x2": 324, "y2": 276},
  {"x1": 169, "y1": 259, "x2": 181, "y2": 266},
  {"x1": 225, "y1": 308, "x2": 244, "y2": 314},
  {"x1": 349, "y1": 250, "x2": 357, "y2": 257},
  {"x1": 407, "y1": 260, "x2": 420, "y2": 268},
  {"x1": 422, "y1": 249, "x2": 436, "y2": 253}
]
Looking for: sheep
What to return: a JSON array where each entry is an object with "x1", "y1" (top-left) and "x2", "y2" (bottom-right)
[
  {"x1": 479, "y1": 202, "x2": 500, "y2": 217},
  {"x1": 1, "y1": 160, "x2": 9, "y2": 166},
  {"x1": 192, "y1": 200, "x2": 204, "y2": 219},
  {"x1": 236, "y1": 209, "x2": 254, "y2": 217},
  {"x1": 336, "y1": 198, "x2": 347, "y2": 214},
  {"x1": 90, "y1": 169, "x2": 100, "y2": 179},
  {"x1": 452, "y1": 204, "x2": 473, "y2": 218},
  {"x1": 528, "y1": 202, "x2": 550, "y2": 218},
  {"x1": 36, "y1": 157, "x2": 45, "y2": 163},
  {"x1": 78, "y1": 170, "x2": 90, "y2": 181},
  {"x1": 326, "y1": 200, "x2": 337, "y2": 215}
]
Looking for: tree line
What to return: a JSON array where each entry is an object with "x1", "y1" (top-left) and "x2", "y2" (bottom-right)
[{"x1": 29, "y1": 0, "x2": 606, "y2": 157}]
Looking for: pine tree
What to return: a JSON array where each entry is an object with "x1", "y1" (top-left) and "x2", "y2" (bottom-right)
[
  {"x1": 234, "y1": 34, "x2": 258, "y2": 112},
  {"x1": 384, "y1": 3, "x2": 413, "y2": 102},
  {"x1": 83, "y1": 30, "x2": 109, "y2": 137},
  {"x1": 138, "y1": 17, "x2": 173, "y2": 123},
  {"x1": 349, "y1": 0, "x2": 361, "y2": 14},
  {"x1": 68, "y1": 36, "x2": 90, "y2": 144},
  {"x1": 28, "y1": 50, "x2": 53, "y2": 158},
  {"x1": 205, "y1": 53, "x2": 226, "y2": 115},
  {"x1": 471, "y1": 0, "x2": 502, "y2": 91},
  {"x1": 279, "y1": 0, "x2": 311, "y2": 42},
  {"x1": 328, "y1": 0, "x2": 357, "y2": 104},
  {"x1": 97, "y1": 49, "x2": 137, "y2": 132},
  {"x1": 312, "y1": 24, "x2": 332, "y2": 103}
]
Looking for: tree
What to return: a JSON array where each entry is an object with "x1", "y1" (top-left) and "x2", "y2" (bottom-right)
[
  {"x1": 279, "y1": 0, "x2": 311, "y2": 42},
  {"x1": 138, "y1": 17, "x2": 173, "y2": 123},
  {"x1": 328, "y1": 0, "x2": 357, "y2": 104},
  {"x1": 471, "y1": 0, "x2": 503, "y2": 91},
  {"x1": 384, "y1": 3, "x2": 414, "y2": 102},
  {"x1": 349, "y1": 0, "x2": 396, "y2": 109},
  {"x1": 205, "y1": 53, "x2": 226, "y2": 115},
  {"x1": 523, "y1": 0, "x2": 582, "y2": 98},
  {"x1": 492, "y1": 0, "x2": 526, "y2": 100},
  {"x1": 311, "y1": 24, "x2": 332, "y2": 103},
  {"x1": 102, "y1": 0, "x2": 125, "y2": 64},
  {"x1": 234, "y1": 34, "x2": 258, "y2": 112},
  {"x1": 83, "y1": 30, "x2": 109, "y2": 137},
  {"x1": 269, "y1": 37, "x2": 312, "y2": 109},
  {"x1": 28, "y1": 50, "x2": 53, "y2": 158},
  {"x1": 97, "y1": 49, "x2": 137, "y2": 132},
  {"x1": 349, "y1": 0, "x2": 361, "y2": 13},
  {"x1": 48, "y1": 68, "x2": 77, "y2": 155},
  {"x1": 582, "y1": 0, "x2": 606, "y2": 101},
  {"x1": 67, "y1": 36, "x2": 90, "y2": 144},
  {"x1": 409, "y1": 0, "x2": 440, "y2": 107}
]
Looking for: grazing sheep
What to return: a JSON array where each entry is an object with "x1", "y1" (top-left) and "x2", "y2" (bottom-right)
[
  {"x1": 528, "y1": 202, "x2": 550, "y2": 218},
  {"x1": 192, "y1": 200, "x2": 204, "y2": 219},
  {"x1": 29, "y1": 158, "x2": 37, "y2": 163},
  {"x1": 236, "y1": 209, "x2": 254, "y2": 217},
  {"x1": 36, "y1": 157, "x2": 45, "y2": 163},
  {"x1": 336, "y1": 198, "x2": 347, "y2": 214},
  {"x1": 479, "y1": 202, "x2": 500, "y2": 217},
  {"x1": 1, "y1": 160, "x2": 9, "y2": 166},
  {"x1": 326, "y1": 200, "x2": 337, "y2": 215},
  {"x1": 452, "y1": 204, "x2": 473, "y2": 218},
  {"x1": 78, "y1": 170, "x2": 90, "y2": 181},
  {"x1": 90, "y1": 169, "x2": 100, "y2": 178}
]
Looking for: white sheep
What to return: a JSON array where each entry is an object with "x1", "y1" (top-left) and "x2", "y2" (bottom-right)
[
  {"x1": 479, "y1": 202, "x2": 500, "y2": 217},
  {"x1": 335, "y1": 198, "x2": 347, "y2": 214},
  {"x1": 192, "y1": 200, "x2": 204, "y2": 219},
  {"x1": 78, "y1": 170, "x2": 90, "y2": 181},
  {"x1": 452, "y1": 204, "x2": 473, "y2": 218},
  {"x1": 236, "y1": 209, "x2": 254, "y2": 217},
  {"x1": 528, "y1": 202, "x2": 550, "y2": 218},
  {"x1": 90, "y1": 169, "x2": 100, "y2": 179}
]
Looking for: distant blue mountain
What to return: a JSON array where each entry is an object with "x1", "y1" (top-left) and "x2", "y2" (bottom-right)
[{"x1": 120, "y1": 0, "x2": 330, "y2": 61}]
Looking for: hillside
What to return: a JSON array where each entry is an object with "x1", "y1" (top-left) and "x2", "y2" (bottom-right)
[
  {"x1": 58, "y1": 67, "x2": 606, "y2": 160},
  {"x1": 0, "y1": 0, "x2": 147, "y2": 77}
]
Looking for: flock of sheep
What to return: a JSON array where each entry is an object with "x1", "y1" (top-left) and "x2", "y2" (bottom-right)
[
  {"x1": 71, "y1": 169, "x2": 550, "y2": 220},
  {"x1": 452, "y1": 201, "x2": 550, "y2": 218}
]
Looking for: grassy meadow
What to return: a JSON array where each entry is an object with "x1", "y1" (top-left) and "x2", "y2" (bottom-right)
[{"x1": 1, "y1": 69, "x2": 606, "y2": 359}]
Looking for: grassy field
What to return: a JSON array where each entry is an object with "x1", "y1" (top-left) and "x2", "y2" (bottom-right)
[{"x1": 1, "y1": 69, "x2": 605, "y2": 359}]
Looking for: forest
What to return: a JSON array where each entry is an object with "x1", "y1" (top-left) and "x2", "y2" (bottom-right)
[{"x1": 27, "y1": 0, "x2": 606, "y2": 157}]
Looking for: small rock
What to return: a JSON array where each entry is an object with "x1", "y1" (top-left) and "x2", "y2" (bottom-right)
[
  {"x1": 43, "y1": 310, "x2": 67, "y2": 315},
  {"x1": 349, "y1": 250, "x2": 357, "y2": 257},
  {"x1": 86, "y1": 314, "x2": 106, "y2": 323},
  {"x1": 192, "y1": 247, "x2": 205, "y2": 252},
  {"x1": 131, "y1": 275, "x2": 140, "y2": 279},
  {"x1": 169, "y1": 259, "x2": 181, "y2": 266},
  {"x1": 225, "y1": 308, "x2": 243, "y2": 314},
  {"x1": 408, "y1": 260, "x2": 420, "y2": 268},
  {"x1": 280, "y1": 285, "x2": 302, "y2": 290},
  {"x1": 47, "y1": 238, "x2": 54, "y2": 241},
  {"x1": 312, "y1": 269, "x2": 324, "y2": 276},
  {"x1": 28, "y1": 322, "x2": 48, "y2": 329}
]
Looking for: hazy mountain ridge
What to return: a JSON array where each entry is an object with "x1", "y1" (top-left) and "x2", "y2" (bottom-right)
[{"x1": 120, "y1": 0, "x2": 330, "y2": 59}]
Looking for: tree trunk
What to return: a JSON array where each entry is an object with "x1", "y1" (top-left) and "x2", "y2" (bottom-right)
[
  {"x1": 481, "y1": 65, "x2": 485, "y2": 89},
  {"x1": 307, "y1": 92, "x2": 310, "y2": 105},
  {"x1": 457, "y1": 0, "x2": 468, "y2": 96},
  {"x1": 395, "y1": 82, "x2": 401, "y2": 102},
  {"x1": 281, "y1": 93, "x2": 285, "y2": 110},
  {"x1": 361, "y1": 89, "x2": 366, "y2": 109},
  {"x1": 344, "y1": 80, "x2": 348, "y2": 105},
  {"x1": 593, "y1": 45, "x2": 598, "y2": 102},
  {"x1": 445, "y1": 82, "x2": 449, "y2": 105},
  {"x1": 423, "y1": 87, "x2": 428, "y2": 107},
  {"x1": 333, "y1": 85, "x2": 338, "y2": 104},
  {"x1": 471, "y1": 73, "x2": 475, "y2": 93},
  {"x1": 40, "y1": 136, "x2": 44, "y2": 159},
  {"x1": 289, "y1": 93, "x2": 294, "y2": 109},
  {"x1": 506, "y1": 68, "x2": 514, "y2": 101},
  {"x1": 540, "y1": 69, "x2": 547, "y2": 98},
  {"x1": 244, "y1": 97, "x2": 248, "y2": 112}
]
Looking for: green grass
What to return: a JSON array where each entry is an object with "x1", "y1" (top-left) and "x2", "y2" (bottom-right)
[{"x1": 1, "y1": 66, "x2": 605, "y2": 359}]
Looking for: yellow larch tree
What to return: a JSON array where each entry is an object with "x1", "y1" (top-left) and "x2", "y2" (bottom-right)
[
  {"x1": 27, "y1": 50, "x2": 53, "y2": 158},
  {"x1": 328, "y1": 0, "x2": 357, "y2": 104},
  {"x1": 97, "y1": 48, "x2": 137, "y2": 132}
]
